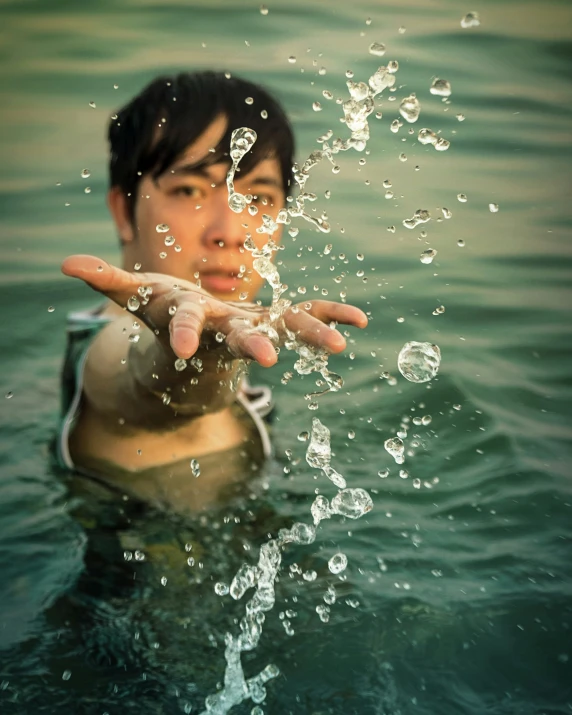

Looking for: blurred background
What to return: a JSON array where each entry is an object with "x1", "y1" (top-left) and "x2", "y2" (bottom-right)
[{"x1": 0, "y1": 1, "x2": 571, "y2": 713}]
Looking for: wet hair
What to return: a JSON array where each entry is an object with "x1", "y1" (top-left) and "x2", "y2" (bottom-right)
[{"x1": 108, "y1": 71, "x2": 295, "y2": 221}]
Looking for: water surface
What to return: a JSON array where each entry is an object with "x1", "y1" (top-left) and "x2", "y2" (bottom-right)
[{"x1": 0, "y1": 0, "x2": 571, "y2": 713}]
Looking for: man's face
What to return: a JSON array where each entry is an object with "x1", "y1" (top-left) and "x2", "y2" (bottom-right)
[{"x1": 119, "y1": 114, "x2": 286, "y2": 301}]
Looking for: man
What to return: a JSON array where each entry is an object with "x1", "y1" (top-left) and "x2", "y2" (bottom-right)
[{"x1": 57, "y1": 71, "x2": 367, "y2": 511}]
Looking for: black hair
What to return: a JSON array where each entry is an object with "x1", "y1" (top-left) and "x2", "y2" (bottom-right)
[{"x1": 108, "y1": 71, "x2": 295, "y2": 221}]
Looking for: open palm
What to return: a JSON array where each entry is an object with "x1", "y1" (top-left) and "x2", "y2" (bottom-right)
[{"x1": 62, "y1": 255, "x2": 368, "y2": 367}]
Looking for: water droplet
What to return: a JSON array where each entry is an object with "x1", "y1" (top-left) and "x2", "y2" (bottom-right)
[
  {"x1": 84, "y1": 187, "x2": 91, "y2": 194},
  {"x1": 215, "y1": 582, "x2": 229, "y2": 596},
  {"x1": 430, "y1": 78, "x2": 452, "y2": 97},
  {"x1": 457, "y1": 238, "x2": 465, "y2": 247},
  {"x1": 328, "y1": 552, "x2": 348, "y2": 575},
  {"x1": 397, "y1": 341, "x2": 441, "y2": 383},
  {"x1": 348, "y1": 430, "x2": 355, "y2": 439},
  {"x1": 435, "y1": 138, "x2": 450, "y2": 151},
  {"x1": 288, "y1": 56, "x2": 296, "y2": 64},
  {"x1": 161, "y1": 576, "x2": 168, "y2": 586},
  {"x1": 384, "y1": 437, "x2": 405, "y2": 464},
  {"x1": 441, "y1": 207, "x2": 452, "y2": 219},
  {"x1": 113, "y1": 83, "x2": 119, "y2": 89},
  {"x1": 261, "y1": 109, "x2": 268, "y2": 119},
  {"x1": 81, "y1": 169, "x2": 90, "y2": 179},
  {"x1": 378, "y1": 468, "x2": 389, "y2": 478},
  {"x1": 398, "y1": 25, "x2": 406, "y2": 34},
  {"x1": 461, "y1": 11, "x2": 480, "y2": 28},
  {"x1": 390, "y1": 118, "x2": 403, "y2": 134},
  {"x1": 368, "y1": 42, "x2": 386, "y2": 57},
  {"x1": 259, "y1": 4, "x2": 268, "y2": 14},
  {"x1": 399, "y1": 93, "x2": 420, "y2": 123},
  {"x1": 403, "y1": 208, "x2": 431, "y2": 229},
  {"x1": 245, "y1": 97, "x2": 254, "y2": 105},
  {"x1": 399, "y1": 152, "x2": 407, "y2": 162},
  {"x1": 127, "y1": 296, "x2": 140, "y2": 311},
  {"x1": 156, "y1": 223, "x2": 169, "y2": 233},
  {"x1": 489, "y1": 203, "x2": 499, "y2": 213},
  {"x1": 62, "y1": 670, "x2": 71, "y2": 681},
  {"x1": 190, "y1": 459, "x2": 201, "y2": 477},
  {"x1": 324, "y1": 585, "x2": 337, "y2": 604},
  {"x1": 456, "y1": 113, "x2": 466, "y2": 122},
  {"x1": 228, "y1": 192, "x2": 247, "y2": 213},
  {"x1": 312, "y1": 101, "x2": 322, "y2": 112},
  {"x1": 432, "y1": 305, "x2": 445, "y2": 315},
  {"x1": 388, "y1": 60, "x2": 399, "y2": 72},
  {"x1": 88, "y1": 101, "x2": 96, "y2": 109},
  {"x1": 316, "y1": 604, "x2": 330, "y2": 622},
  {"x1": 330, "y1": 488, "x2": 373, "y2": 519},
  {"x1": 420, "y1": 248, "x2": 437, "y2": 264},
  {"x1": 418, "y1": 128, "x2": 438, "y2": 145},
  {"x1": 457, "y1": 193, "x2": 467, "y2": 202},
  {"x1": 5, "y1": 391, "x2": 13, "y2": 399},
  {"x1": 318, "y1": 66, "x2": 327, "y2": 76},
  {"x1": 174, "y1": 358, "x2": 187, "y2": 371},
  {"x1": 47, "y1": 306, "x2": 55, "y2": 313}
]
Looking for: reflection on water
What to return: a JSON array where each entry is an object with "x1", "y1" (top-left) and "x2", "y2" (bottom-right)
[{"x1": 1, "y1": 0, "x2": 572, "y2": 713}]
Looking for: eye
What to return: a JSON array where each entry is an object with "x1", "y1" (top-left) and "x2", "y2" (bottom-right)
[
  {"x1": 252, "y1": 194, "x2": 273, "y2": 206},
  {"x1": 173, "y1": 185, "x2": 202, "y2": 198}
]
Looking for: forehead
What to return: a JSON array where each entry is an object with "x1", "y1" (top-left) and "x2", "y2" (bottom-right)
[{"x1": 167, "y1": 114, "x2": 283, "y2": 188}]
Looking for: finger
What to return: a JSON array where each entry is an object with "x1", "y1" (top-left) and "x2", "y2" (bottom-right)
[
  {"x1": 231, "y1": 330, "x2": 278, "y2": 368},
  {"x1": 284, "y1": 309, "x2": 347, "y2": 353},
  {"x1": 168, "y1": 301, "x2": 206, "y2": 359},
  {"x1": 298, "y1": 300, "x2": 368, "y2": 328},
  {"x1": 61, "y1": 255, "x2": 146, "y2": 305}
]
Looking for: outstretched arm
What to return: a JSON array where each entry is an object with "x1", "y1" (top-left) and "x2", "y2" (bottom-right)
[{"x1": 62, "y1": 255, "x2": 368, "y2": 427}]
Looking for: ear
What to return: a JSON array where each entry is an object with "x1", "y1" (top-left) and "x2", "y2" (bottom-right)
[{"x1": 107, "y1": 187, "x2": 135, "y2": 244}]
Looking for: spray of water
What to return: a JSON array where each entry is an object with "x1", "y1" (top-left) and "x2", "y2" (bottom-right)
[{"x1": 199, "y1": 54, "x2": 441, "y2": 714}]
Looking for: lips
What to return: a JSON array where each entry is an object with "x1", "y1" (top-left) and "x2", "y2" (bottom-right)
[{"x1": 199, "y1": 269, "x2": 243, "y2": 294}]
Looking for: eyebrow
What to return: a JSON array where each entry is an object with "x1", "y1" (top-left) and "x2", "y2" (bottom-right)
[{"x1": 168, "y1": 163, "x2": 282, "y2": 190}]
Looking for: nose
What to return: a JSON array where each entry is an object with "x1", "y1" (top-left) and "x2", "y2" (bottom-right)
[{"x1": 201, "y1": 189, "x2": 249, "y2": 251}]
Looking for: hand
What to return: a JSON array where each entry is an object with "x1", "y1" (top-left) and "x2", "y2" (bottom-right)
[{"x1": 62, "y1": 255, "x2": 368, "y2": 367}]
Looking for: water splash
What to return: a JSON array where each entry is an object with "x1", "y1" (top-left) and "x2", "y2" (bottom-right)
[
  {"x1": 199, "y1": 58, "x2": 397, "y2": 714},
  {"x1": 227, "y1": 127, "x2": 258, "y2": 214}
]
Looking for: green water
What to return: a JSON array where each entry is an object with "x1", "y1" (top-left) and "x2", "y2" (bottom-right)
[{"x1": 1, "y1": 0, "x2": 571, "y2": 712}]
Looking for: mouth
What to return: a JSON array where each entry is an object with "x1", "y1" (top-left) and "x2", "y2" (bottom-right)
[{"x1": 199, "y1": 269, "x2": 243, "y2": 294}]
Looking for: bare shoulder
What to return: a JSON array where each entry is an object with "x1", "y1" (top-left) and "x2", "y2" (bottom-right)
[{"x1": 82, "y1": 313, "x2": 138, "y2": 420}]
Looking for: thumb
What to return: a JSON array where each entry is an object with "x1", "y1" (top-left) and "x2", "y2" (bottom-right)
[{"x1": 61, "y1": 254, "x2": 142, "y2": 301}]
